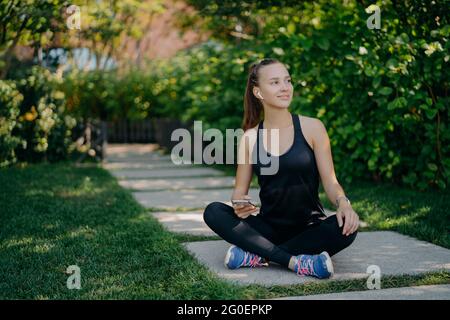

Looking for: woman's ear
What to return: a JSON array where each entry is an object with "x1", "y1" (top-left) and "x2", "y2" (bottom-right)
[{"x1": 253, "y1": 88, "x2": 263, "y2": 100}]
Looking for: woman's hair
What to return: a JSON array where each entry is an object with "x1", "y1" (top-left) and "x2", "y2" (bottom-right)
[{"x1": 242, "y1": 58, "x2": 281, "y2": 131}]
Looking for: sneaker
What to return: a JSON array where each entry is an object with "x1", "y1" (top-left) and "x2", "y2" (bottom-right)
[
  {"x1": 224, "y1": 245, "x2": 269, "y2": 269},
  {"x1": 293, "y1": 251, "x2": 334, "y2": 279}
]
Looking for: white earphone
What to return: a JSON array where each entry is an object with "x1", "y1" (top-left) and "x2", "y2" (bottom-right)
[{"x1": 257, "y1": 92, "x2": 264, "y2": 99}]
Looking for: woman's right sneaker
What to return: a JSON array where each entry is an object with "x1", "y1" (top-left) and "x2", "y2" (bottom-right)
[
  {"x1": 224, "y1": 245, "x2": 269, "y2": 269},
  {"x1": 293, "y1": 251, "x2": 334, "y2": 279}
]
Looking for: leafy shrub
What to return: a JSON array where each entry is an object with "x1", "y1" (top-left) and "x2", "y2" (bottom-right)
[
  {"x1": 62, "y1": 68, "x2": 155, "y2": 121},
  {"x1": 0, "y1": 81, "x2": 24, "y2": 167},
  {"x1": 7, "y1": 66, "x2": 77, "y2": 164},
  {"x1": 143, "y1": 1, "x2": 449, "y2": 191}
]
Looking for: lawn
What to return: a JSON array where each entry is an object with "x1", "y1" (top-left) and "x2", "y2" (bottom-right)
[{"x1": 0, "y1": 162, "x2": 449, "y2": 299}]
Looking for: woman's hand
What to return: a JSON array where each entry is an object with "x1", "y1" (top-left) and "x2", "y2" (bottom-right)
[
  {"x1": 336, "y1": 203, "x2": 359, "y2": 236},
  {"x1": 232, "y1": 195, "x2": 259, "y2": 219}
]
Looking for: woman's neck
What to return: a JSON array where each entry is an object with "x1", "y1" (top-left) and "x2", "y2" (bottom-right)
[{"x1": 263, "y1": 108, "x2": 292, "y2": 129}]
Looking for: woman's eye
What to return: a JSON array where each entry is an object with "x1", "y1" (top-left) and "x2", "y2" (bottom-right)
[{"x1": 271, "y1": 79, "x2": 291, "y2": 84}]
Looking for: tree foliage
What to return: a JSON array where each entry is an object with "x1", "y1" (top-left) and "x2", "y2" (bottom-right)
[{"x1": 150, "y1": 0, "x2": 450, "y2": 190}]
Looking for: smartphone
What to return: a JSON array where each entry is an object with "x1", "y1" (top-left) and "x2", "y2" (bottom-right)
[{"x1": 231, "y1": 199, "x2": 257, "y2": 207}]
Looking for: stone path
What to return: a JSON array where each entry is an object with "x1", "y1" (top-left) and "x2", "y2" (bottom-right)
[
  {"x1": 152, "y1": 211, "x2": 218, "y2": 236},
  {"x1": 133, "y1": 188, "x2": 260, "y2": 210},
  {"x1": 117, "y1": 176, "x2": 236, "y2": 191},
  {"x1": 109, "y1": 167, "x2": 225, "y2": 179},
  {"x1": 183, "y1": 232, "x2": 450, "y2": 286},
  {"x1": 273, "y1": 284, "x2": 450, "y2": 300},
  {"x1": 103, "y1": 162, "x2": 194, "y2": 170},
  {"x1": 103, "y1": 143, "x2": 450, "y2": 300}
]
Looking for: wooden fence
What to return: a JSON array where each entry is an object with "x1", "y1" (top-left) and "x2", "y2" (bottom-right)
[
  {"x1": 74, "y1": 118, "x2": 203, "y2": 162},
  {"x1": 107, "y1": 119, "x2": 155, "y2": 143}
]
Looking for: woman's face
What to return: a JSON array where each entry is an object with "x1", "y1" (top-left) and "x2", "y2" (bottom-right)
[{"x1": 253, "y1": 63, "x2": 293, "y2": 109}]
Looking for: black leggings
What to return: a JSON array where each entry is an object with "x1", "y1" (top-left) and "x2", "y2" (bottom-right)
[{"x1": 203, "y1": 202, "x2": 357, "y2": 268}]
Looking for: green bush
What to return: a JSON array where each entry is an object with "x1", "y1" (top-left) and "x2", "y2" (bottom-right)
[
  {"x1": 0, "y1": 81, "x2": 24, "y2": 167},
  {"x1": 264, "y1": 1, "x2": 449, "y2": 190},
  {"x1": 143, "y1": 1, "x2": 449, "y2": 191},
  {"x1": 54, "y1": 0, "x2": 448, "y2": 191},
  {"x1": 146, "y1": 41, "x2": 270, "y2": 131},
  {"x1": 62, "y1": 68, "x2": 155, "y2": 121},
  {"x1": 5, "y1": 66, "x2": 77, "y2": 164}
]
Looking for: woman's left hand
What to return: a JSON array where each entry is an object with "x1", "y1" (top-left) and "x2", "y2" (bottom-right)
[{"x1": 336, "y1": 204, "x2": 359, "y2": 236}]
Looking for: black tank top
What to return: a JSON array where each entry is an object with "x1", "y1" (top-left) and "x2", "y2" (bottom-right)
[{"x1": 252, "y1": 112, "x2": 326, "y2": 228}]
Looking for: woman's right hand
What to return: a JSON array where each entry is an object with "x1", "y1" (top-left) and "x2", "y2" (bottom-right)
[{"x1": 232, "y1": 195, "x2": 259, "y2": 219}]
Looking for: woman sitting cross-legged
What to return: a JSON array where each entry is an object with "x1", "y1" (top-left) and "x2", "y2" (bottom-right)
[{"x1": 203, "y1": 58, "x2": 359, "y2": 279}]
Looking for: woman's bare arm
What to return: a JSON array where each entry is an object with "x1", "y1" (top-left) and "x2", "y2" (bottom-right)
[
  {"x1": 232, "y1": 132, "x2": 253, "y2": 198},
  {"x1": 312, "y1": 118, "x2": 359, "y2": 235},
  {"x1": 231, "y1": 130, "x2": 259, "y2": 218},
  {"x1": 311, "y1": 118, "x2": 350, "y2": 207}
]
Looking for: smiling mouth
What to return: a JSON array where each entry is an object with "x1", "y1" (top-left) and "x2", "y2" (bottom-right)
[{"x1": 278, "y1": 95, "x2": 290, "y2": 99}]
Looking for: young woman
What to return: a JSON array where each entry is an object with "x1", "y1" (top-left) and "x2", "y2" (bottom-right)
[{"x1": 203, "y1": 58, "x2": 359, "y2": 279}]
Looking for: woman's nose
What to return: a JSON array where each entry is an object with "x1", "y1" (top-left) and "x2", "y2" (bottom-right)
[{"x1": 282, "y1": 80, "x2": 291, "y2": 91}]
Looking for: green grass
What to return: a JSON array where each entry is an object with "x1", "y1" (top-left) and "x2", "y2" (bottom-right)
[
  {"x1": 0, "y1": 162, "x2": 449, "y2": 299},
  {"x1": 0, "y1": 162, "x2": 252, "y2": 299},
  {"x1": 318, "y1": 180, "x2": 450, "y2": 249}
]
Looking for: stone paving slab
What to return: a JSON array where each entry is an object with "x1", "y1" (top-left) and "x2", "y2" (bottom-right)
[
  {"x1": 183, "y1": 232, "x2": 450, "y2": 286},
  {"x1": 274, "y1": 284, "x2": 450, "y2": 300},
  {"x1": 104, "y1": 143, "x2": 205, "y2": 164},
  {"x1": 105, "y1": 147, "x2": 176, "y2": 163},
  {"x1": 104, "y1": 143, "x2": 160, "y2": 155},
  {"x1": 103, "y1": 162, "x2": 196, "y2": 170},
  {"x1": 119, "y1": 176, "x2": 236, "y2": 191},
  {"x1": 105, "y1": 154, "x2": 174, "y2": 163},
  {"x1": 151, "y1": 211, "x2": 218, "y2": 236},
  {"x1": 134, "y1": 188, "x2": 260, "y2": 209},
  {"x1": 110, "y1": 168, "x2": 225, "y2": 179},
  {"x1": 152, "y1": 209, "x2": 340, "y2": 237}
]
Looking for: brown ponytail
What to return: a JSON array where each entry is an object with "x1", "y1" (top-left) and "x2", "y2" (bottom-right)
[{"x1": 242, "y1": 58, "x2": 281, "y2": 131}]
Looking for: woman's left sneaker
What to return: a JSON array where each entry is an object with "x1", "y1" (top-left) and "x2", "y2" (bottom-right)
[
  {"x1": 293, "y1": 251, "x2": 334, "y2": 279},
  {"x1": 224, "y1": 245, "x2": 269, "y2": 269}
]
